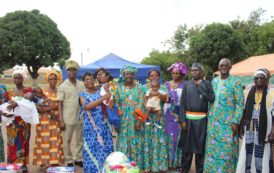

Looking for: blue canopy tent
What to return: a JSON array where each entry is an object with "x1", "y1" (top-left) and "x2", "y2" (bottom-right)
[{"x1": 62, "y1": 53, "x2": 161, "y2": 84}]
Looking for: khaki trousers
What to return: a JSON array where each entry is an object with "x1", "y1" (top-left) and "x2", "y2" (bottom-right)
[{"x1": 62, "y1": 123, "x2": 83, "y2": 163}]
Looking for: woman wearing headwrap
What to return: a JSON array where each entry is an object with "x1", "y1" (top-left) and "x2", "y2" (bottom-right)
[
  {"x1": 113, "y1": 65, "x2": 145, "y2": 168},
  {"x1": 237, "y1": 69, "x2": 274, "y2": 173},
  {"x1": 142, "y1": 69, "x2": 169, "y2": 172},
  {"x1": 33, "y1": 70, "x2": 64, "y2": 171},
  {"x1": 164, "y1": 62, "x2": 189, "y2": 169},
  {"x1": 5, "y1": 70, "x2": 32, "y2": 172}
]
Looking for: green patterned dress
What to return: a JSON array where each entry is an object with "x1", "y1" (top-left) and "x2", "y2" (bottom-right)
[
  {"x1": 203, "y1": 75, "x2": 244, "y2": 173},
  {"x1": 142, "y1": 84, "x2": 169, "y2": 172},
  {"x1": 113, "y1": 83, "x2": 145, "y2": 168},
  {"x1": 0, "y1": 84, "x2": 6, "y2": 162}
]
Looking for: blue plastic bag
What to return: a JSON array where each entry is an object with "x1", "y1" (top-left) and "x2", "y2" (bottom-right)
[{"x1": 106, "y1": 106, "x2": 120, "y2": 128}]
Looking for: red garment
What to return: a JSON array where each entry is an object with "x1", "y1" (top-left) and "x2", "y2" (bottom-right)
[{"x1": 6, "y1": 87, "x2": 32, "y2": 164}]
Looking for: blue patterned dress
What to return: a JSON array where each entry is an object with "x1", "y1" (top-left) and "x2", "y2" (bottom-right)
[
  {"x1": 80, "y1": 90, "x2": 114, "y2": 173},
  {"x1": 203, "y1": 75, "x2": 244, "y2": 173}
]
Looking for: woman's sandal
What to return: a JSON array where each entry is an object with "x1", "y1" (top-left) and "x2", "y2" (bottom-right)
[{"x1": 40, "y1": 164, "x2": 48, "y2": 172}]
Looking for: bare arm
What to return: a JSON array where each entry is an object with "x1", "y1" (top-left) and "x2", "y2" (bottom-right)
[
  {"x1": 80, "y1": 93, "x2": 111, "y2": 110},
  {"x1": 58, "y1": 101, "x2": 64, "y2": 122},
  {"x1": 58, "y1": 101, "x2": 65, "y2": 130}
]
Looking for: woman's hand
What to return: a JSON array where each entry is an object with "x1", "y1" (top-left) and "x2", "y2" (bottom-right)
[
  {"x1": 134, "y1": 119, "x2": 142, "y2": 131},
  {"x1": 102, "y1": 93, "x2": 111, "y2": 100},
  {"x1": 268, "y1": 125, "x2": 274, "y2": 143},
  {"x1": 2, "y1": 112, "x2": 14, "y2": 118},
  {"x1": 232, "y1": 123, "x2": 239, "y2": 135},
  {"x1": 7, "y1": 101, "x2": 18, "y2": 111}
]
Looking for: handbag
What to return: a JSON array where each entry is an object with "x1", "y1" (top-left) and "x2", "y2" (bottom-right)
[
  {"x1": 133, "y1": 108, "x2": 147, "y2": 122},
  {"x1": 106, "y1": 106, "x2": 120, "y2": 128}
]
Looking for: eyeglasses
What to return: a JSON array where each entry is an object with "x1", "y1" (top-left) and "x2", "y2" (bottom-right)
[{"x1": 254, "y1": 76, "x2": 266, "y2": 80}]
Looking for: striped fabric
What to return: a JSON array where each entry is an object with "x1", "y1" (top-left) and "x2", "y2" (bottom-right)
[
  {"x1": 33, "y1": 90, "x2": 64, "y2": 166},
  {"x1": 186, "y1": 111, "x2": 206, "y2": 120},
  {"x1": 245, "y1": 109, "x2": 264, "y2": 172}
]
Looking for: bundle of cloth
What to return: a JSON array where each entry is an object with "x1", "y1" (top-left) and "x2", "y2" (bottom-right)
[{"x1": 0, "y1": 93, "x2": 39, "y2": 125}]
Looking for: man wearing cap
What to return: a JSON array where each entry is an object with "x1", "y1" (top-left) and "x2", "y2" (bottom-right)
[
  {"x1": 178, "y1": 63, "x2": 215, "y2": 173},
  {"x1": 57, "y1": 60, "x2": 85, "y2": 167}
]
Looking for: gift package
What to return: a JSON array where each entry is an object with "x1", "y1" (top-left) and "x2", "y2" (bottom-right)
[{"x1": 46, "y1": 167, "x2": 75, "y2": 173}]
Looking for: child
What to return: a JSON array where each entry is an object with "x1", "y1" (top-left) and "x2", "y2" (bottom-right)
[
  {"x1": 0, "y1": 92, "x2": 39, "y2": 125},
  {"x1": 99, "y1": 71, "x2": 114, "y2": 107},
  {"x1": 32, "y1": 86, "x2": 57, "y2": 120},
  {"x1": 99, "y1": 72, "x2": 121, "y2": 130},
  {"x1": 144, "y1": 80, "x2": 167, "y2": 129}
]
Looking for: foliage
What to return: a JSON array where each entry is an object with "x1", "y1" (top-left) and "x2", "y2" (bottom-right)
[
  {"x1": 188, "y1": 23, "x2": 246, "y2": 72},
  {"x1": 141, "y1": 8, "x2": 274, "y2": 78},
  {"x1": 229, "y1": 8, "x2": 268, "y2": 57},
  {"x1": 249, "y1": 21, "x2": 274, "y2": 55},
  {"x1": 0, "y1": 10, "x2": 70, "y2": 78},
  {"x1": 141, "y1": 50, "x2": 189, "y2": 81}
]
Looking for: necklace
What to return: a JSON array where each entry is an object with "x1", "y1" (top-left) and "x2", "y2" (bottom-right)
[
  {"x1": 171, "y1": 80, "x2": 182, "y2": 90},
  {"x1": 254, "y1": 91, "x2": 262, "y2": 111}
]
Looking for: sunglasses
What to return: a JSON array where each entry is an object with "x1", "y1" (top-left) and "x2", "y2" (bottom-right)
[{"x1": 254, "y1": 76, "x2": 266, "y2": 80}]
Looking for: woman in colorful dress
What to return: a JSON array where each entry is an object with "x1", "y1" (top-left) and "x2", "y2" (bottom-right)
[
  {"x1": 237, "y1": 69, "x2": 274, "y2": 173},
  {"x1": 6, "y1": 70, "x2": 32, "y2": 172},
  {"x1": 0, "y1": 83, "x2": 7, "y2": 162},
  {"x1": 142, "y1": 69, "x2": 169, "y2": 172},
  {"x1": 164, "y1": 62, "x2": 189, "y2": 169},
  {"x1": 79, "y1": 72, "x2": 113, "y2": 172},
  {"x1": 33, "y1": 70, "x2": 64, "y2": 171},
  {"x1": 113, "y1": 65, "x2": 145, "y2": 168}
]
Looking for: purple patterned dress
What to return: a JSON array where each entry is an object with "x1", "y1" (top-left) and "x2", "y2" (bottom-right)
[{"x1": 164, "y1": 80, "x2": 185, "y2": 167}]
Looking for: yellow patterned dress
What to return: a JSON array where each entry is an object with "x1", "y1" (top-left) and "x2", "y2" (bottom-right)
[{"x1": 33, "y1": 88, "x2": 64, "y2": 166}]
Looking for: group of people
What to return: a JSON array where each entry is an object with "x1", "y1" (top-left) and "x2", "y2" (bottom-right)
[{"x1": 0, "y1": 58, "x2": 273, "y2": 173}]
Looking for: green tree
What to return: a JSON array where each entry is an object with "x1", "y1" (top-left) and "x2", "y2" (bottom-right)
[
  {"x1": 0, "y1": 10, "x2": 70, "y2": 78},
  {"x1": 229, "y1": 8, "x2": 270, "y2": 56},
  {"x1": 141, "y1": 50, "x2": 186, "y2": 81},
  {"x1": 189, "y1": 23, "x2": 246, "y2": 72}
]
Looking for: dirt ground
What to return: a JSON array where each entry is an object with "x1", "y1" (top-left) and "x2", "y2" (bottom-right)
[{"x1": 1, "y1": 124, "x2": 195, "y2": 173}]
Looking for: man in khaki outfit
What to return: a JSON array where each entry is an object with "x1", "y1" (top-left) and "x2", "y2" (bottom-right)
[{"x1": 57, "y1": 60, "x2": 85, "y2": 167}]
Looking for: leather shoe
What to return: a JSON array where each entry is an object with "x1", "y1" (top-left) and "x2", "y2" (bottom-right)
[
  {"x1": 67, "y1": 162, "x2": 74, "y2": 167},
  {"x1": 74, "y1": 161, "x2": 83, "y2": 167}
]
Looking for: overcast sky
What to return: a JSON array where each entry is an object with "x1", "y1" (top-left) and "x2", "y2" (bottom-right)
[{"x1": 1, "y1": 0, "x2": 274, "y2": 65}]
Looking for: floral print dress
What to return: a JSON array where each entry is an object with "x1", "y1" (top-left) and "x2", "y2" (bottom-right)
[
  {"x1": 113, "y1": 83, "x2": 145, "y2": 168},
  {"x1": 142, "y1": 84, "x2": 169, "y2": 172},
  {"x1": 203, "y1": 75, "x2": 244, "y2": 173}
]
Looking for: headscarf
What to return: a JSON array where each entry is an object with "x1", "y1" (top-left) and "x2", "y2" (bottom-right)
[
  {"x1": 254, "y1": 68, "x2": 267, "y2": 78},
  {"x1": 45, "y1": 70, "x2": 62, "y2": 82},
  {"x1": 12, "y1": 69, "x2": 28, "y2": 79},
  {"x1": 167, "y1": 62, "x2": 189, "y2": 75},
  {"x1": 192, "y1": 62, "x2": 203, "y2": 71},
  {"x1": 118, "y1": 65, "x2": 137, "y2": 83}
]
